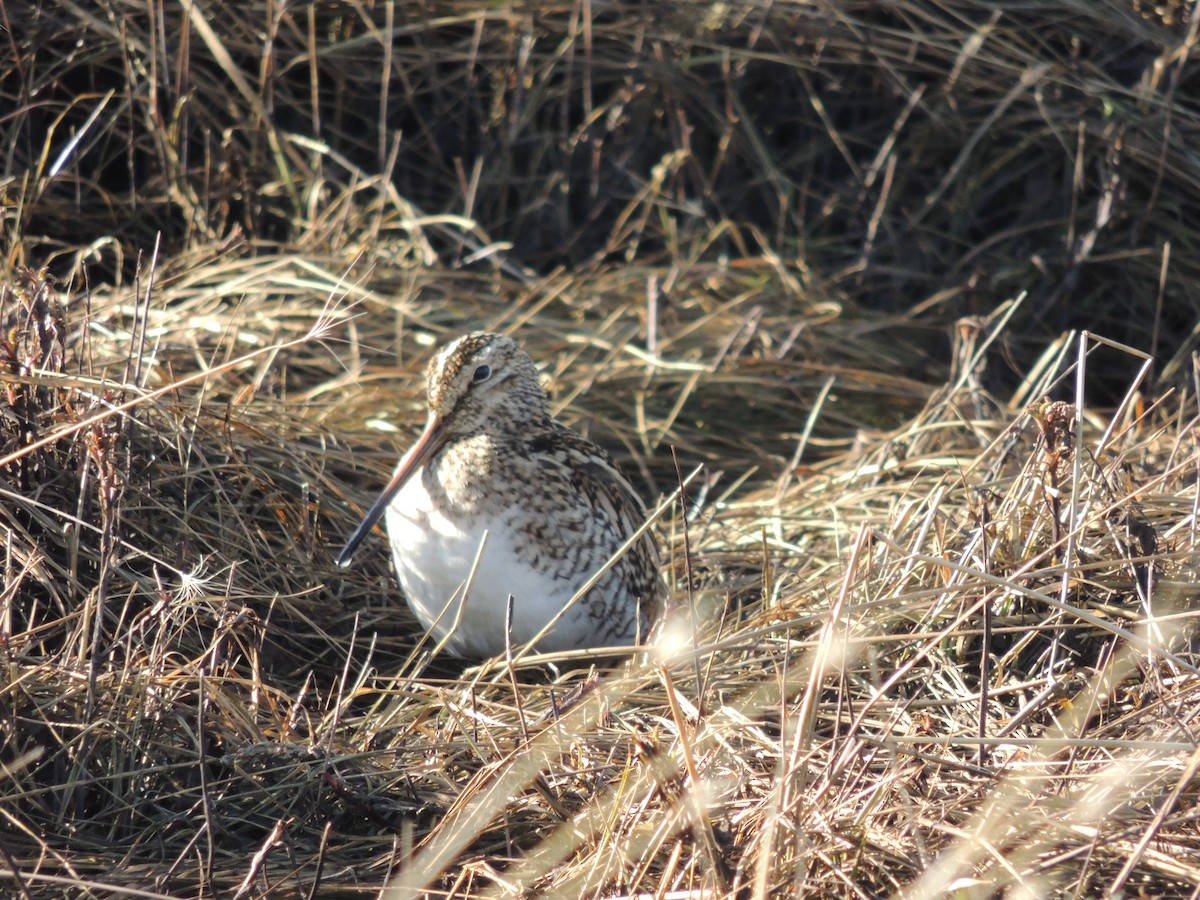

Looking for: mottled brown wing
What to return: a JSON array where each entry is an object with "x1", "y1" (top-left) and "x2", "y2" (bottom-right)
[{"x1": 528, "y1": 424, "x2": 664, "y2": 626}]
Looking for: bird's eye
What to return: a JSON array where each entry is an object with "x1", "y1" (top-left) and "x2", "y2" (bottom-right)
[{"x1": 472, "y1": 364, "x2": 492, "y2": 384}]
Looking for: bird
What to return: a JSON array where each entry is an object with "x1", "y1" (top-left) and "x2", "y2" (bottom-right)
[{"x1": 336, "y1": 332, "x2": 662, "y2": 657}]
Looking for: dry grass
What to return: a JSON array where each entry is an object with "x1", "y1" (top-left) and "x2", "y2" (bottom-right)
[{"x1": 3, "y1": 1, "x2": 1200, "y2": 897}]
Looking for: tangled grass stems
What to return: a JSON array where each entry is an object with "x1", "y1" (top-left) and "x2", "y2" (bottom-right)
[{"x1": 4, "y1": 0, "x2": 1200, "y2": 896}]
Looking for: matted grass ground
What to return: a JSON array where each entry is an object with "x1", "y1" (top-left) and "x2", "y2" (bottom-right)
[{"x1": 3, "y1": 2, "x2": 1200, "y2": 897}]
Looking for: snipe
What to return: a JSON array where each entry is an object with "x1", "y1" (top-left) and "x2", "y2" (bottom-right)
[{"x1": 336, "y1": 332, "x2": 661, "y2": 657}]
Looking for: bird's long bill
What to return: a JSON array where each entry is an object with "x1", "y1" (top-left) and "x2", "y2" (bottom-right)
[{"x1": 335, "y1": 413, "x2": 445, "y2": 567}]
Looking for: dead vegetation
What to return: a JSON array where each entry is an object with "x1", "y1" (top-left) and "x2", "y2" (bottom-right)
[{"x1": 2, "y1": 1, "x2": 1200, "y2": 897}]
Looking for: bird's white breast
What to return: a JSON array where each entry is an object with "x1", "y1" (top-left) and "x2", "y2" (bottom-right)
[{"x1": 385, "y1": 472, "x2": 615, "y2": 656}]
